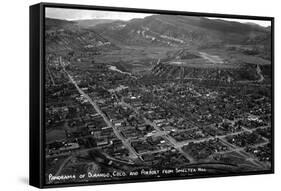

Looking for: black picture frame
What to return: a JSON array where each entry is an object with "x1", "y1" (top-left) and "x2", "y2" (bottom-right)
[{"x1": 30, "y1": 2, "x2": 274, "y2": 188}]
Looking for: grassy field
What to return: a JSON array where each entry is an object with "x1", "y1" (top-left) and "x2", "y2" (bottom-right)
[
  {"x1": 46, "y1": 129, "x2": 66, "y2": 143},
  {"x1": 201, "y1": 48, "x2": 271, "y2": 66}
]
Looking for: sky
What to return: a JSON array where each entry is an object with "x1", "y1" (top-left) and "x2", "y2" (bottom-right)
[
  {"x1": 207, "y1": 17, "x2": 270, "y2": 27},
  {"x1": 46, "y1": 8, "x2": 152, "y2": 21},
  {"x1": 46, "y1": 7, "x2": 271, "y2": 27}
]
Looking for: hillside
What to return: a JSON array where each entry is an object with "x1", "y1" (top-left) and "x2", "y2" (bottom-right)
[
  {"x1": 74, "y1": 19, "x2": 118, "y2": 28},
  {"x1": 90, "y1": 15, "x2": 270, "y2": 51},
  {"x1": 45, "y1": 18, "x2": 76, "y2": 31},
  {"x1": 45, "y1": 18, "x2": 118, "y2": 53}
]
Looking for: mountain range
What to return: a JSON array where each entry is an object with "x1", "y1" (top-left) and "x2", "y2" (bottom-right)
[
  {"x1": 45, "y1": 15, "x2": 271, "y2": 59},
  {"x1": 84, "y1": 15, "x2": 270, "y2": 48}
]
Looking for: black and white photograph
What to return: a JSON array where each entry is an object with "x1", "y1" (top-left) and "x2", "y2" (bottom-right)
[
  {"x1": 2, "y1": 0, "x2": 281, "y2": 190},
  {"x1": 43, "y1": 5, "x2": 273, "y2": 186}
]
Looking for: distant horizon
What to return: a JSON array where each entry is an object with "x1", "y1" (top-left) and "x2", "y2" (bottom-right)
[
  {"x1": 46, "y1": 7, "x2": 271, "y2": 27},
  {"x1": 207, "y1": 17, "x2": 270, "y2": 27},
  {"x1": 46, "y1": 8, "x2": 152, "y2": 21}
]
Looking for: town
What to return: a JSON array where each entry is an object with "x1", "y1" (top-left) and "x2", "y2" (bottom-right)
[
  {"x1": 44, "y1": 11, "x2": 272, "y2": 184},
  {"x1": 45, "y1": 50, "x2": 272, "y2": 184}
]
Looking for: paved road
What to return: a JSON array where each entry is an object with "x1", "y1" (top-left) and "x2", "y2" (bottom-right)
[
  {"x1": 120, "y1": 98, "x2": 270, "y2": 168},
  {"x1": 60, "y1": 61, "x2": 139, "y2": 160},
  {"x1": 59, "y1": 57, "x2": 269, "y2": 170},
  {"x1": 120, "y1": 99, "x2": 195, "y2": 163}
]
